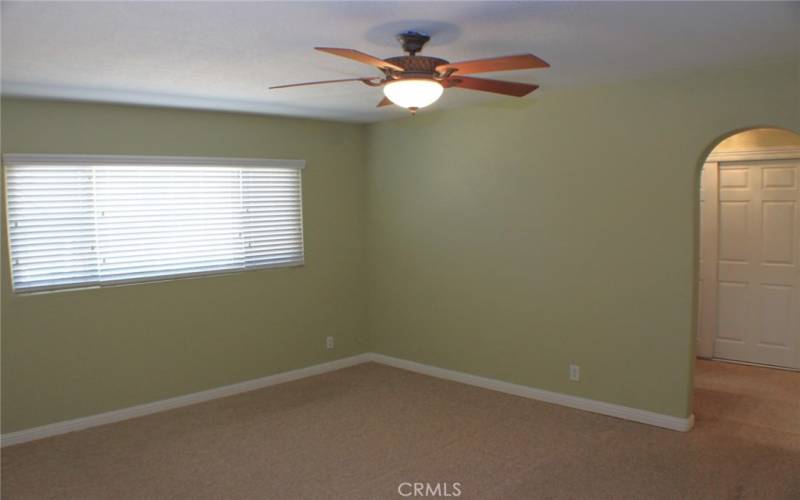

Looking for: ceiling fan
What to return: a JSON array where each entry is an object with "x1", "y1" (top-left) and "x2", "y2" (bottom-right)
[{"x1": 270, "y1": 31, "x2": 549, "y2": 113}]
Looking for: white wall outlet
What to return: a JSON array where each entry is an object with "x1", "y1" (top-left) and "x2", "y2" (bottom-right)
[
  {"x1": 326, "y1": 336, "x2": 334, "y2": 350},
  {"x1": 569, "y1": 364, "x2": 580, "y2": 382}
]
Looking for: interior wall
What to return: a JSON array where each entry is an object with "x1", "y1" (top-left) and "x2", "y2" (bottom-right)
[
  {"x1": 2, "y1": 59, "x2": 798, "y2": 434},
  {"x1": 364, "y1": 61, "x2": 799, "y2": 419},
  {"x1": 713, "y1": 127, "x2": 800, "y2": 152},
  {"x1": 1, "y1": 98, "x2": 369, "y2": 433}
]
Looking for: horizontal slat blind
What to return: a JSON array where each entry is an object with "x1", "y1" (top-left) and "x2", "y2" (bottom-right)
[{"x1": 4, "y1": 156, "x2": 304, "y2": 292}]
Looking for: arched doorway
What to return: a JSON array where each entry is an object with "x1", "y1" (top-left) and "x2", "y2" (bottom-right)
[
  {"x1": 695, "y1": 127, "x2": 800, "y2": 370},
  {"x1": 692, "y1": 126, "x2": 800, "y2": 439}
]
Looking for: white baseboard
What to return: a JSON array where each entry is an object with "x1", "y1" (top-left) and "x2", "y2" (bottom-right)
[
  {"x1": 1, "y1": 353, "x2": 372, "y2": 447},
  {"x1": 2, "y1": 351, "x2": 693, "y2": 446},
  {"x1": 366, "y1": 353, "x2": 695, "y2": 432}
]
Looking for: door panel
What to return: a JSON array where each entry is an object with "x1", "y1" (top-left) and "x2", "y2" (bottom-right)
[
  {"x1": 762, "y1": 166, "x2": 796, "y2": 189},
  {"x1": 719, "y1": 201, "x2": 749, "y2": 262},
  {"x1": 762, "y1": 201, "x2": 794, "y2": 264},
  {"x1": 716, "y1": 281, "x2": 747, "y2": 342},
  {"x1": 713, "y1": 159, "x2": 800, "y2": 369},
  {"x1": 719, "y1": 167, "x2": 749, "y2": 188},
  {"x1": 759, "y1": 284, "x2": 793, "y2": 347}
]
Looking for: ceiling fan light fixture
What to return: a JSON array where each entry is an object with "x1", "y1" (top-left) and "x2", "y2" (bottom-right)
[{"x1": 383, "y1": 79, "x2": 443, "y2": 109}]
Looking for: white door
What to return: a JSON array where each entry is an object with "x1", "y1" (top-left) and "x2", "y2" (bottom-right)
[{"x1": 713, "y1": 159, "x2": 800, "y2": 369}]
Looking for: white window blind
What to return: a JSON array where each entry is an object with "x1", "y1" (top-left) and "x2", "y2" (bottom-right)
[{"x1": 4, "y1": 155, "x2": 305, "y2": 293}]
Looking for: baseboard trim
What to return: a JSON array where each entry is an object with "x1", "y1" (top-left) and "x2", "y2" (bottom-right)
[
  {"x1": 366, "y1": 353, "x2": 695, "y2": 432},
  {"x1": 2, "y1": 351, "x2": 693, "y2": 446},
  {"x1": 1, "y1": 353, "x2": 372, "y2": 447}
]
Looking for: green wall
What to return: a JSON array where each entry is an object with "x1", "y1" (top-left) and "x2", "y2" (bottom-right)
[
  {"x1": 1, "y1": 99, "x2": 368, "y2": 433},
  {"x1": 2, "y1": 60, "x2": 798, "y2": 433},
  {"x1": 364, "y1": 61, "x2": 799, "y2": 418}
]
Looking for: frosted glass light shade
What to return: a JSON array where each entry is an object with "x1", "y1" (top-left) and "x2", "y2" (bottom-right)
[{"x1": 383, "y1": 79, "x2": 444, "y2": 109}]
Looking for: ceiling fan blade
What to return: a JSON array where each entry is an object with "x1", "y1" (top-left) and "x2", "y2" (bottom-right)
[
  {"x1": 377, "y1": 97, "x2": 393, "y2": 107},
  {"x1": 436, "y1": 54, "x2": 549, "y2": 75},
  {"x1": 269, "y1": 77, "x2": 377, "y2": 90},
  {"x1": 447, "y1": 76, "x2": 539, "y2": 97},
  {"x1": 315, "y1": 47, "x2": 404, "y2": 72}
]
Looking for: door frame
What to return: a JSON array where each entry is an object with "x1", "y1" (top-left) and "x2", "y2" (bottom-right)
[{"x1": 696, "y1": 144, "x2": 800, "y2": 360}]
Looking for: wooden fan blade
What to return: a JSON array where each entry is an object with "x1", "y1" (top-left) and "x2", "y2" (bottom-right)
[
  {"x1": 436, "y1": 54, "x2": 549, "y2": 75},
  {"x1": 377, "y1": 97, "x2": 393, "y2": 107},
  {"x1": 447, "y1": 76, "x2": 539, "y2": 97},
  {"x1": 315, "y1": 47, "x2": 404, "y2": 72},
  {"x1": 269, "y1": 78, "x2": 377, "y2": 90}
]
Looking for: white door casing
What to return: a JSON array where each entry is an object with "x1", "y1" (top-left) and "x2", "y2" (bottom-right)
[{"x1": 696, "y1": 163, "x2": 718, "y2": 358}]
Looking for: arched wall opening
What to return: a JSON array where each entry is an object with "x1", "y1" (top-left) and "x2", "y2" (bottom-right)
[{"x1": 692, "y1": 126, "x2": 800, "y2": 429}]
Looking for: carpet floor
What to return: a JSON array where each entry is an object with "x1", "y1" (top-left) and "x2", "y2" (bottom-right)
[{"x1": 2, "y1": 359, "x2": 799, "y2": 499}]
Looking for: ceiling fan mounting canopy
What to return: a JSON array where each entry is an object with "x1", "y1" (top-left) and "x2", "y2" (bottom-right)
[
  {"x1": 397, "y1": 31, "x2": 431, "y2": 56},
  {"x1": 269, "y1": 31, "x2": 549, "y2": 113}
]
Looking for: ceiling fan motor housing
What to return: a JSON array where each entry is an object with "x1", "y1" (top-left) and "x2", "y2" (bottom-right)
[
  {"x1": 389, "y1": 32, "x2": 451, "y2": 81},
  {"x1": 384, "y1": 56, "x2": 449, "y2": 76}
]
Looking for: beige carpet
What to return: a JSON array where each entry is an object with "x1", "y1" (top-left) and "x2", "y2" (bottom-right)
[{"x1": 2, "y1": 360, "x2": 799, "y2": 499}]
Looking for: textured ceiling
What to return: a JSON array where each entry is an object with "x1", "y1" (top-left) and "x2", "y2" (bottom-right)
[{"x1": 2, "y1": 1, "x2": 798, "y2": 123}]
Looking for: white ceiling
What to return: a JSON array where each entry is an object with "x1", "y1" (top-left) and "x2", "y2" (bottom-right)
[{"x1": 2, "y1": 1, "x2": 798, "y2": 123}]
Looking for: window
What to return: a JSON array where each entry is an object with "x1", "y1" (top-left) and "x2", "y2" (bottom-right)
[{"x1": 3, "y1": 155, "x2": 305, "y2": 293}]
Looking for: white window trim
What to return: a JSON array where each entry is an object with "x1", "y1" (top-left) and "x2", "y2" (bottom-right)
[
  {"x1": 3, "y1": 154, "x2": 306, "y2": 294},
  {"x1": 2, "y1": 154, "x2": 305, "y2": 169}
]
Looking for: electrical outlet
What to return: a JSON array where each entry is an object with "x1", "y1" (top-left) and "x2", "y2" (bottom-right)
[
  {"x1": 326, "y1": 336, "x2": 334, "y2": 350},
  {"x1": 569, "y1": 364, "x2": 580, "y2": 382}
]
